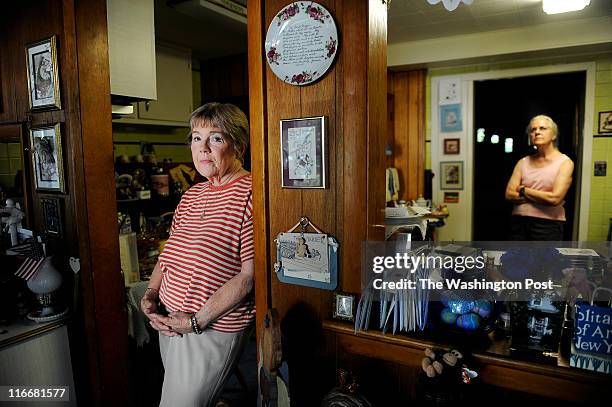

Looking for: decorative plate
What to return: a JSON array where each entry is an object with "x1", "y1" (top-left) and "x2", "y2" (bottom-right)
[{"x1": 265, "y1": 2, "x2": 338, "y2": 86}]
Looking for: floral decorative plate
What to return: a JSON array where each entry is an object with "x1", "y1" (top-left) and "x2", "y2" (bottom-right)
[{"x1": 265, "y1": 2, "x2": 338, "y2": 86}]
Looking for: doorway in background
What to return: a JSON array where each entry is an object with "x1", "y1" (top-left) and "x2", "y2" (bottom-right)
[{"x1": 472, "y1": 72, "x2": 585, "y2": 241}]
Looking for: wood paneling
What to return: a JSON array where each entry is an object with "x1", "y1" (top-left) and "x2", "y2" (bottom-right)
[
  {"x1": 247, "y1": 0, "x2": 271, "y2": 353},
  {"x1": 2, "y1": 1, "x2": 128, "y2": 405},
  {"x1": 73, "y1": 0, "x2": 128, "y2": 405},
  {"x1": 250, "y1": 0, "x2": 387, "y2": 404},
  {"x1": 389, "y1": 70, "x2": 426, "y2": 201}
]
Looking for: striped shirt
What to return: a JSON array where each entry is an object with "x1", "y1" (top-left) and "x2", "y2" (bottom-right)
[{"x1": 158, "y1": 174, "x2": 254, "y2": 332}]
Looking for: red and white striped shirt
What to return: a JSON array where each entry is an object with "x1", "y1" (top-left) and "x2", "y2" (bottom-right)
[{"x1": 158, "y1": 174, "x2": 254, "y2": 332}]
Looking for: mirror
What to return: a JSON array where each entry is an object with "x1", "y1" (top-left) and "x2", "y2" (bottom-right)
[{"x1": 0, "y1": 124, "x2": 31, "y2": 248}]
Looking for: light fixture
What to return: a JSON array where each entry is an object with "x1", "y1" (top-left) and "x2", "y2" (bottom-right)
[
  {"x1": 543, "y1": 0, "x2": 590, "y2": 14},
  {"x1": 476, "y1": 128, "x2": 486, "y2": 143},
  {"x1": 504, "y1": 138, "x2": 513, "y2": 153},
  {"x1": 491, "y1": 134, "x2": 499, "y2": 144},
  {"x1": 427, "y1": 0, "x2": 473, "y2": 12}
]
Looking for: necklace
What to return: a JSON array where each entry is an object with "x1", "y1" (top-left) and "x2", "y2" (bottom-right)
[{"x1": 200, "y1": 164, "x2": 242, "y2": 220}]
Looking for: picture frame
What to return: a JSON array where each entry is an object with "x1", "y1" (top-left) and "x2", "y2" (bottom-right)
[
  {"x1": 280, "y1": 116, "x2": 326, "y2": 188},
  {"x1": 444, "y1": 138, "x2": 460, "y2": 155},
  {"x1": 333, "y1": 292, "x2": 356, "y2": 321},
  {"x1": 440, "y1": 161, "x2": 463, "y2": 190},
  {"x1": 29, "y1": 124, "x2": 65, "y2": 192},
  {"x1": 439, "y1": 104, "x2": 462, "y2": 132},
  {"x1": 25, "y1": 35, "x2": 61, "y2": 110},
  {"x1": 599, "y1": 111, "x2": 612, "y2": 133},
  {"x1": 41, "y1": 196, "x2": 63, "y2": 237}
]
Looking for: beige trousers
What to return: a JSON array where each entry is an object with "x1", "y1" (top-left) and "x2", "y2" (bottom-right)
[{"x1": 158, "y1": 326, "x2": 252, "y2": 407}]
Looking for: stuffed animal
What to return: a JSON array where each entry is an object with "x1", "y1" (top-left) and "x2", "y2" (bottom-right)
[{"x1": 421, "y1": 348, "x2": 463, "y2": 379}]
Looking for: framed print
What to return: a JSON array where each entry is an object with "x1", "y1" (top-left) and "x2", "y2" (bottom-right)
[
  {"x1": 599, "y1": 111, "x2": 612, "y2": 133},
  {"x1": 41, "y1": 196, "x2": 63, "y2": 237},
  {"x1": 440, "y1": 104, "x2": 462, "y2": 132},
  {"x1": 438, "y1": 77, "x2": 460, "y2": 105},
  {"x1": 29, "y1": 124, "x2": 65, "y2": 192},
  {"x1": 444, "y1": 138, "x2": 460, "y2": 155},
  {"x1": 25, "y1": 35, "x2": 61, "y2": 110},
  {"x1": 280, "y1": 116, "x2": 326, "y2": 188},
  {"x1": 440, "y1": 161, "x2": 463, "y2": 190},
  {"x1": 333, "y1": 292, "x2": 356, "y2": 321}
]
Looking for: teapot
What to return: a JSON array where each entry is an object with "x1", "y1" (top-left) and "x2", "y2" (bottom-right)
[{"x1": 411, "y1": 196, "x2": 431, "y2": 208}]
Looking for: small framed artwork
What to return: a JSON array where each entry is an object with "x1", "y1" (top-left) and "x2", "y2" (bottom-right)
[
  {"x1": 594, "y1": 161, "x2": 607, "y2": 176},
  {"x1": 280, "y1": 116, "x2": 326, "y2": 188},
  {"x1": 599, "y1": 111, "x2": 612, "y2": 133},
  {"x1": 444, "y1": 192, "x2": 459, "y2": 203},
  {"x1": 440, "y1": 161, "x2": 463, "y2": 190},
  {"x1": 333, "y1": 292, "x2": 356, "y2": 321},
  {"x1": 41, "y1": 196, "x2": 63, "y2": 237},
  {"x1": 29, "y1": 124, "x2": 65, "y2": 192},
  {"x1": 439, "y1": 104, "x2": 462, "y2": 132},
  {"x1": 444, "y1": 138, "x2": 460, "y2": 155},
  {"x1": 25, "y1": 35, "x2": 61, "y2": 110}
]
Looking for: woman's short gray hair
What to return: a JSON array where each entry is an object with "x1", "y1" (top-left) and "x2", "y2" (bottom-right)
[
  {"x1": 188, "y1": 103, "x2": 249, "y2": 162},
  {"x1": 529, "y1": 115, "x2": 559, "y2": 138}
]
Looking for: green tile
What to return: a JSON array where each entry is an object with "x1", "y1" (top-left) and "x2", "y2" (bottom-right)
[
  {"x1": 0, "y1": 159, "x2": 9, "y2": 174},
  {"x1": 0, "y1": 144, "x2": 8, "y2": 157},
  {"x1": 7, "y1": 143, "x2": 21, "y2": 158},
  {"x1": 0, "y1": 174, "x2": 14, "y2": 189},
  {"x1": 596, "y1": 70, "x2": 612, "y2": 84},
  {"x1": 590, "y1": 199, "x2": 604, "y2": 213},
  {"x1": 9, "y1": 158, "x2": 21, "y2": 173}
]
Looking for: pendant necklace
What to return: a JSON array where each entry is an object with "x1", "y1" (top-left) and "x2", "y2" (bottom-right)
[{"x1": 200, "y1": 165, "x2": 241, "y2": 220}]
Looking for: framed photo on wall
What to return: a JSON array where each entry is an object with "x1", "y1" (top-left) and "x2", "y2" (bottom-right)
[
  {"x1": 440, "y1": 161, "x2": 463, "y2": 190},
  {"x1": 41, "y1": 196, "x2": 63, "y2": 237},
  {"x1": 444, "y1": 138, "x2": 460, "y2": 154},
  {"x1": 29, "y1": 124, "x2": 65, "y2": 192},
  {"x1": 439, "y1": 104, "x2": 462, "y2": 132},
  {"x1": 280, "y1": 116, "x2": 326, "y2": 188},
  {"x1": 25, "y1": 35, "x2": 61, "y2": 110},
  {"x1": 599, "y1": 111, "x2": 612, "y2": 133}
]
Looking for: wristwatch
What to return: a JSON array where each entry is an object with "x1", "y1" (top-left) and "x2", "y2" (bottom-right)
[{"x1": 519, "y1": 186, "x2": 526, "y2": 198}]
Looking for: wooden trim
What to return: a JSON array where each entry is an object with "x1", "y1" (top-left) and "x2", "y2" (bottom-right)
[
  {"x1": 247, "y1": 0, "x2": 271, "y2": 354},
  {"x1": 73, "y1": 0, "x2": 128, "y2": 405},
  {"x1": 324, "y1": 320, "x2": 611, "y2": 402}
]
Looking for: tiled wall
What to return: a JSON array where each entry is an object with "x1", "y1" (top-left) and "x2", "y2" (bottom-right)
[
  {"x1": 588, "y1": 59, "x2": 612, "y2": 240},
  {"x1": 0, "y1": 142, "x2": 22, "y2": 191}
]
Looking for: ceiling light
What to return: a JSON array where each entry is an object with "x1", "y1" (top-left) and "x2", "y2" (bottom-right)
[
  {"x1": 543, "y1": 0, "x2": 590, "y2": 14},
  {"x1": 491, "y1": 134, "x2": 499, "y2": 144},
  {"x1": 427, "y1": 0, "x2": 473, "y2": 12}
]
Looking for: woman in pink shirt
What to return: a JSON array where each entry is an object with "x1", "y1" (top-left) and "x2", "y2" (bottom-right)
[{"x1": 505, "y1": 115, "x2": 574, "y2": 240}]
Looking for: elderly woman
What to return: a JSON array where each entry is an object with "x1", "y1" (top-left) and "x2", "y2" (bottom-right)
[
  {"x1": 505, "y1": 115, "x2": 574, "y2": 240},
  {"x1": 140, "y1": 103, "x2": 254, "y2": 406}
]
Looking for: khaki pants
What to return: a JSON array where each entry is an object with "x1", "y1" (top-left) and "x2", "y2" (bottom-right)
[{"x1": 158, "y1": 326, "x2": 252, "y2": 407}]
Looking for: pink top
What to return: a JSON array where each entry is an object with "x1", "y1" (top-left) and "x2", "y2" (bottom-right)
[{"x1": 512, "y1": 154, "x2": 569, "y2": 221}]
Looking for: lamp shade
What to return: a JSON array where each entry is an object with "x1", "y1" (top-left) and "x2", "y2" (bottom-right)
[{"x1": 27, "y1": 256, "x2": 62, "y2": 295}]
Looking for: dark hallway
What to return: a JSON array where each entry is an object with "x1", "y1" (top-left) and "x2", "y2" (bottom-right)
[{"x1": 473, "y1": 71, "x2": 585, "y2": 241}]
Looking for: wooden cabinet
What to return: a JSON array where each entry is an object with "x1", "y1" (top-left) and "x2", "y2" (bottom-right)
[
  {"x1": 0, "y1": 15, "x2": 16, "y2": 123},
  {"x1": 113, "y1": 43, "x2": 193, "y2": 127}
]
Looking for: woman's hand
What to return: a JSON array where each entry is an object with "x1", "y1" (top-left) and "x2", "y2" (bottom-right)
[
  {"x1": 154, "y1": 311, "x2": 194, "y2": 335},
  {"x1": 140, "y1": 289, "x2": 179, "y2": 337}
]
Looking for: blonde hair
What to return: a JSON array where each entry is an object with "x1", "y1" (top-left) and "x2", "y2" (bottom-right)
[{"x1": 188, "y1": 103, "x2": 249, "y2": 162}]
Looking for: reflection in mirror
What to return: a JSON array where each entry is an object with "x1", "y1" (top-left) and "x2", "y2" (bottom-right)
[{"x1": 0, "y1": 124, "x2": 30, "y2": 250}]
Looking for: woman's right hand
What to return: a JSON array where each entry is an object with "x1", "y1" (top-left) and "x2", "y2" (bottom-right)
[{"x1": 140, "y1": 289, "x2": 181, "y2": 337}]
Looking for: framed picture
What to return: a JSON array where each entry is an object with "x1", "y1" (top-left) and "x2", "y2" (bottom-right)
[
  {"x1": 440, "y1": 161, "x2": 463, "y2": 190},
  {"x1": 333, "y1": 292, "x2": 356, "y2": 321},
  {"x1": 439, "y1": 104, "x2": 462, "y2": 132},
  {"x1": 599, "y1": 111, "x2": 612, "y2": 133},
  {"x1": 29, "y1": 124, "x2": 65, "y2": 192},
  {"x1": 444, "y1": 138, "x2": 460, "y2": 155},
  {"x1": 280, "y1": 116, "x2": 326, "y2": 188},
  {"x1": 41, "y1": 196, "x2": 63, "y2": 237},
  {"x1": 25, "y1": 35, "x2": 61, "y2": 110}
]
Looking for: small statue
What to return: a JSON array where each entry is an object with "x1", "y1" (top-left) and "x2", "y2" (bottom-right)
[{"x1": 1, "y1": 199, "x2": 24, "y2": 246}]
